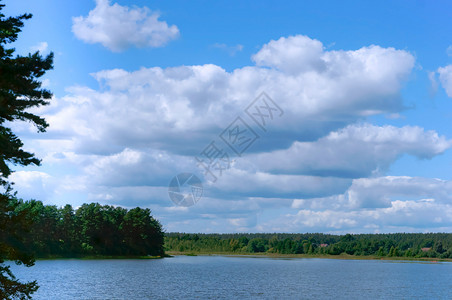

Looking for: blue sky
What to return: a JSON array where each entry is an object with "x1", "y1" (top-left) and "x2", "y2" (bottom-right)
[{"x1": 4, "y1": 0, "x2": 452, "y2": 233}]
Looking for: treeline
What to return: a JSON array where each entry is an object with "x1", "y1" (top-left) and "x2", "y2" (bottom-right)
[
  {"x1": 165, "y1": 232, "x2": 452, "y2": 258},
  {"x1": 15, "y1": 200, "x2": 165, "y2": 257}
]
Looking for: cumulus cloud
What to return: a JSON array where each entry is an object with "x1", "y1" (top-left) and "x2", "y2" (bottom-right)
[
  {"x1": 252, "y1": 35, "x2": 325, "y2": 74},
  {"x1": 247, "y1": 123, "x2": 451, "y2": 178},
  {"x1": 208, "y1": 169, "x2": 352, "y2": 199},
  {"x1": 293, "y1": 176, "x2": 452, "y2": 210},
  {"x1": 84, "y1": 148, "x2": 197, "y2": 187},
  {"x1": 438, "y1": 64, "x2": 452, "y2": 98},
  {"x1": 270, "y1": 176, "x2": 452, "y2": 233},
  {"x1": 70, "y1": 146, "x2": 352, "y2": 202},
  {"x1": 42, "y1": 35, "x2": 415, "y2": 157},
  {"x1": 251, "y1": 35, "x2": 414, "y2": 82},
  {"x1": 344, "y1": 176, "x2": 452, "y2": 208},
  {"x1": 157, "y1": 183, "x2": 452, "y2": 233},
  {"x1": 72, "y1": 0, "x2": 179, "y2": 52},
  {"x1": 262, "y1": 200, "x2": 452, "y2": 233}
]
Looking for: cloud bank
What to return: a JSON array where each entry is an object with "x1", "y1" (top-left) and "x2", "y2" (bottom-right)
[{"x1": 11, "y1": 35, "x2": 452, "y2": 233}]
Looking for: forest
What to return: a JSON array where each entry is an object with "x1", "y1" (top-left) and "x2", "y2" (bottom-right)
[
  {"x1": 10, "y1": 198, "x2": 452, "y2": 260},
  {"x1": 165, "y1": 232, "x2": 452, "y2": 259},
  {"x1": 10, "y1": 200, "x2": 165, "y2": 258}
]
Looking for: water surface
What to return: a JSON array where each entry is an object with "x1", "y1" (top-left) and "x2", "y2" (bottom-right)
[{"x1": 10, "y1": 256, "x2": 452, "y2": 299}]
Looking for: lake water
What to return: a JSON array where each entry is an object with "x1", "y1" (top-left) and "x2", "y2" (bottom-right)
[{"x1": 9, "y1": 255, "x2": 452, "y2": 299}]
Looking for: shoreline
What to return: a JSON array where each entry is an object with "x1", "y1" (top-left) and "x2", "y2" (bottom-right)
[
  {"x1": 33, "y1": 255, "x2": 166, "y2": 260},
  {"x1": 165, "y1": 251, "x2": 452, "y2": 262},
  {"x1": 27, "y1": 252, "x2": 452, "y2": 262}
]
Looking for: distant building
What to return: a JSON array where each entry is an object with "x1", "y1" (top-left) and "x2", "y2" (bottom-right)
[
  {"x1": 320, "y1": 244, "x2": 328, "y2": 247},
  {"x1": 421, "y1": 247, "x2": 432, "y2": 252}
]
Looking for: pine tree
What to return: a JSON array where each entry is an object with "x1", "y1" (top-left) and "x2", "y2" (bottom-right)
[{"x1": 0, "y1": 1, "x2": 53, "y2": 298}]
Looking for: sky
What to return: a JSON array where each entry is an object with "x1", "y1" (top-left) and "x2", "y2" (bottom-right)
[{"x1": 3, "y1": 0, "x2": 452, "y2": 233}]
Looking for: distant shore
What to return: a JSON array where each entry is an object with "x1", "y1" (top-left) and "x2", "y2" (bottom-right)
[{"x1": 165, "y1": 251, "x2": 452, "y2": 262}]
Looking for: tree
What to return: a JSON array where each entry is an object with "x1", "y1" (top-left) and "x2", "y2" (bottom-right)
[
  {"x1": 58, "y1": 204, "x2": 77, "y2": 255},
  {"x1": 433, "y1": 241, "x2": 445, "y2": 254},
  {"x1": 0, "y1": 1, "x2": 54, "y2": 298},
  {"x1": 121, "y1": 207, "x2": 164, "y2": 256},
  {"x1": 247, "y1": 238, "x2": 267, "y2": 253},
  {"x1": 0, "y1": 190, "x2": 39, "y2": 299}
]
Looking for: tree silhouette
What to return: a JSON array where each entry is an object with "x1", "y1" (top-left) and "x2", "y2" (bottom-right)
[{"x1": 0, "y1": 1, "x2": 53, "y2": 298}]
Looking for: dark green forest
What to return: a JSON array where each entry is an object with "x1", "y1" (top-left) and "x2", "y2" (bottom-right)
[
  {"x1": 13, "y1": 200, "x2": 165, "y2": 258},
  {"x1": 165, "y1": 232, "x2": 452, "y2": 259}
]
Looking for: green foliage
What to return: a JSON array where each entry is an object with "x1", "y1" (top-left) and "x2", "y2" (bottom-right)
[
  {"x1": 165, "y1": 232, "x2": 452, "y2": 259},
  {"x1": 0, "y1": 264, "x2": 37, "y2": 300},
  {"x1": 0, "y1": 189, "x2": 38, "y2": 299},
  {"x1": 388, "y1": 246, "x2": 396, "y2": 257},
  {"x1": 247, "y1": 238, "x2": 268, "y2": 253},
  {"x1": 121, "y1": 207, "x2": 164, "y2": 256},
  {"x1": 16, "y1": 201, "x2": 165, "y2": 258}
]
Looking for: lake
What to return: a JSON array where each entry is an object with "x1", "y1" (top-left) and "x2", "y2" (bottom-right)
[{"x1": 9, "y1": 255, "x2": 452, "y2": 299}]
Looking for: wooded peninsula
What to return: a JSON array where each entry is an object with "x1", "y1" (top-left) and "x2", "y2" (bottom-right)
[{"x1": 7, "y1": 200, "x2": 165, "y2": 258}]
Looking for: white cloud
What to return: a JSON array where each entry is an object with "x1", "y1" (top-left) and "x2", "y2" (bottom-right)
[
  {"x1": 293, "y1": 176, "x2": 452, "y2": 210},
  {"x1": 252, "y1": 35, "x2": 414, "y2": 84},
  {"x1": 50, "y1": 123, "x2": 450, "y2": 206},
  {"x1": 72, "y1": 0, "x2": 179, "y2": 52},
  {"x1": 212, "y1": 43, "x2": 244, "y2": 56},
  {"x1": 9, "y1": 171, "x2": 52, "y2": 201},
  {"x1": 263, "y1": 200, "x2": 452, "y2": 233},
  {"x1": 266, "y1": 175, "x2": 452, "y2": 232},
  {"x1": 40, "y1": 35, "x2": 415, "y2": 158},
  {"x1": 84, "y1": 148, "x2": 196, "y2": 187},
  {"x1": 428, "y1": 71, "x2": 439, "y2": 96},
  {"x1": 252, "y1": 35, "x2": 325, "y2": 74},
  {"x1": 41, "y1": 79, "x2": 51, "y2": 88},
  {"x1": 155, "y1": 190, "x2": 452, "y2": 233},
  {"x1": 10, "y1": 171, "x2": 50, "y2": 189},
  {"x1": 247, "y1": 123, "x2": 451, "y2": 178},
  {"x1": 209, "y1": 169, "x2": 352, "y2": 199},
  {"x1": 88, "y1": 185, "x2": 169, "y2": 207},
  {"x1": 447, "y1": 45, "x2": 452, "y2": 57},
  {"x1": 30, "y1": 41, "x2": 48, "y2": 54},
  {"x1": 438, "y1": 64, "x2": 452, "y2": 98}
]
